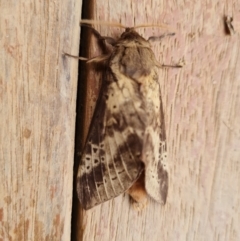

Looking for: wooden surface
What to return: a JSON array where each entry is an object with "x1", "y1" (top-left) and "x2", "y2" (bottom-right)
[
  {"x1": 76, "y1": 1, "x2": 240, "y2": 241},
  {"x1": 1, "y1": 0, "x2": 240, "y2": 240},
  {"x1": 0, "y1": 0, "x2": 82, "y2": 240}
]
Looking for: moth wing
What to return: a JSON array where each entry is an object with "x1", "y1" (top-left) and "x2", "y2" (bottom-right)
[
  {"x1": 119, "y1": 44, "x2": 168, "y2": 204},
  {"x1": 142, "y1": 68, "x2": 168, "y2": 204},
  {"x1": 77, "y1": 71, "x2": 145, "y2": 210}
]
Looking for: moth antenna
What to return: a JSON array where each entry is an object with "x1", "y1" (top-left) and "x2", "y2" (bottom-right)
[
  {"x1": 80, "y1": 20, "x2": 173, "y2": 31},
  {"x1": 80, "y1": 19, "x2": 126, "y2": 29},
  {"x1": 133, "y1": 23, "x2": 170, "y2": 30}
]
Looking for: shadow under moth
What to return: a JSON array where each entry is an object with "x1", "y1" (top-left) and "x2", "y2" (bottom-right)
[{"x1": 71, "y1": 20, "x2": 174, "y2": 210}]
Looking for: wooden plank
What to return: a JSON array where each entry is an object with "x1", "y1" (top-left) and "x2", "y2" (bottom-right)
[
  {"x1": 74, "y1": 0, "x2": 240, "y2": 240},
  {"x1": 0, "y1": 0, "x2": 82, "y2": 240}
]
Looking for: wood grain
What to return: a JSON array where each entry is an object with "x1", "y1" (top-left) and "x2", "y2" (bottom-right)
[
  {"x1": 76, "y1": 0, "x2": 240, "y2": 241},
  {"x1": 0, "y1": 0, "x2": 82, "y2": 240}
]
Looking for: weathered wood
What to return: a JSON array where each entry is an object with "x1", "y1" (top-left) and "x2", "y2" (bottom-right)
[
  {"x1": 0, "y1": 0, "x2": 82, "y2": 240},
  {"x1": 75, "y1": 0, "x2": 240, "y2": 241}
]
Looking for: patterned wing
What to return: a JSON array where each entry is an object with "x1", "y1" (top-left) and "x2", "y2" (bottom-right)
[
  {"x1": 141, "y1": 66, "x2": 168, "y2": 204},
  {"x1": 77, "y1": 69, "x2": 146, "y2": 210}
]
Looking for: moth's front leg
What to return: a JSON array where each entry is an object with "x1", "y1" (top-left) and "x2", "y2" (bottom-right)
[
  {"x1": 127, "y1": 172, "x2": 148, "y2": 211},
  {"x1": 81, "y1": 24, "x2": 116, "y2": 54},
  {"x1": 88, "y1": 26, "x2": 117, "y2": 46},
  {"x1": 64, "y1": 22, "x2": 116, "y2": 62}
]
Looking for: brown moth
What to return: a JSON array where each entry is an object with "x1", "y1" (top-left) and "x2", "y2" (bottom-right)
[{"x1": 76, "y1": 20, "x2": 169, "y2": 210}]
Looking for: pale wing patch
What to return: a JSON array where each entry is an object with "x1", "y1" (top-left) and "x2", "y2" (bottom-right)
[{"x1": 143, "y1": 127, "x2": 168, "y2": 204}]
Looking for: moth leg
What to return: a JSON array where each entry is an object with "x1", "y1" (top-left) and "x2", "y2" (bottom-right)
[
  {"x1": 64, "y1": 23, "x2": 116, "y2": 62},
  {"x1": 63, "y1": 52, "x2": 110, "y2": 65},
  {"x1": 81, "y1": 24, "x2": 116, "y2": 51},
  {"x1": 63, "y1": 52, "x2": 88, "y2": 60},
  {"x1": 127, "y1": 172, "x2": 148, "y2": 211},
  {"x1": 155, "y1": 60, "x2": 183, "y2": 69},
  {"x1": 148, "y1": 32, "x2": 175, "y2": 42},
  {"x1": 148, "y1": 33, "x2": 183, "y2": 68},
  {"x1": 89, "y1": 26, "x2": 117, "y2": 46},
  {"x1": 161, "y1": 63, "x2": 183, "y2": 68}
]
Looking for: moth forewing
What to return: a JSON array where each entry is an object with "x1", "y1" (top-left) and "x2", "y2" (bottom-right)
[{"x1": 76, "y1": 24, "x2": 169, "y2": 210}]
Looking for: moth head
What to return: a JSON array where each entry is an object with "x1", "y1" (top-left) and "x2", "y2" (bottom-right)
[
  {"x1": 121, "y1": 28, "x2": 142, "y2": 39},
  {"x1": 119, "y1": 28, "x2": 149, "y2": 46}
]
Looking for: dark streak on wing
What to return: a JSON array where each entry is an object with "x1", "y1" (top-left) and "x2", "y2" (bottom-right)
[{"x1": 77, "y1": 70, "x2": 108, "y2": 209}]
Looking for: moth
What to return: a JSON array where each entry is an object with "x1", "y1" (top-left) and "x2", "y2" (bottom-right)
[{"x1": 73, "y1": 20, "x2": 172, "y2": 210}]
